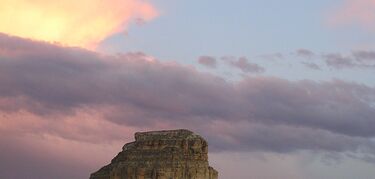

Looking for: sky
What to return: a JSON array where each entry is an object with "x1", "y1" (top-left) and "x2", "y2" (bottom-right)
[{"x1": 0, "y1": 0, "x2": 375, "y2": 179}]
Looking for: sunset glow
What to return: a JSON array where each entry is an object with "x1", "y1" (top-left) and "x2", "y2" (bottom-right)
[
  {"x1": 0, "y1": 0, "x2": 157, "y2": 49},
  {"x1": 1, "y1": 1, "x2": 375, "y2": 179}
]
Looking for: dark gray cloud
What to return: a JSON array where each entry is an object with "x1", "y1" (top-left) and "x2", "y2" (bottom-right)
[
  {"x1": 296, "y1": 49, "x2": 315, "y2": 59},
  {"x1": 198, "y1": 56, "x2": 217, "y2": 68},
  {"x1": 284, "y1": 49, "x2": 375, "y2": 70},
  {"x1": 1, "y1": 33, "x2": 375, "y2": 168},
  {"x1": 301, "y1": 62, "x2": 321, "y2": 70},
  {"x1": 323, "y1": 53, "x2": 356, "y2": 69},
  {"x1": 223, "y1": 56, "x2": 265, "y2": 73},
  {"x1": 353, "y1": 50, "x2": 375, "y2": 62},
  {"x1": 323, "y1": 52, "x2": 375, "y2": 69},
  {"x1": 258, "y1": 53, "x2": 284, "y2": 61}
]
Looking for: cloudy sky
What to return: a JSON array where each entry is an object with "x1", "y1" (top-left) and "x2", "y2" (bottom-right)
[{"x1": 0, "y1": 0, "x2": 375, "y2": 179}]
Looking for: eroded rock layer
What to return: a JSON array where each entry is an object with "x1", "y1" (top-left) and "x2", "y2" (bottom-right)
[{"x1": 90, "y1": 129, "x2": 218, "y2": 179}]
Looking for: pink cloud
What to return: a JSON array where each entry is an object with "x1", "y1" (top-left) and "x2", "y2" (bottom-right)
[
  {"x1": 0, "y1": 107, "x2": 140, "y2": 143},
  {"x1": 329, "y1": 0, "x2": 375, "y2": 30},
  {"x1": 0, "y1": 130, "x2": 124, "y2": 179}
]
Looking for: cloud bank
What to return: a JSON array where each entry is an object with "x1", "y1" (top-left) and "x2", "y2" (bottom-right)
[
  {"x1": 1, "y1": 34, "x2": 375, "y2": 178},
  {"x1": 0, "y1": 0, "x2": 157, "y2": 49}
]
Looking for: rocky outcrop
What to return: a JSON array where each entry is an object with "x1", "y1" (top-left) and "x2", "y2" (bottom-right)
[{"x1": 90, "y1": 129, "x2": 218, "y2": 179}]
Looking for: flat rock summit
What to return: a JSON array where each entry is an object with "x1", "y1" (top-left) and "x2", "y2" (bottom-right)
[{"x1": 90, "y1": 129, "x2": 218, "y2": 179}]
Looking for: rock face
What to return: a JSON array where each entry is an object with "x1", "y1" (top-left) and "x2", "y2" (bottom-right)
[{"x1": 90, "y1": 129, "x2": 218, "y2": 179}]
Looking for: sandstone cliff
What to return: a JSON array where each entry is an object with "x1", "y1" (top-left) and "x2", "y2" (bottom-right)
[{"x1": 90, "y1": 129, "x2": 218, "y2": 179}]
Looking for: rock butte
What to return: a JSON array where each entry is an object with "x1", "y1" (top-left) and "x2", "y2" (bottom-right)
[{"x1": 90, "y1": 129, "x2": 218, "y2": 179}]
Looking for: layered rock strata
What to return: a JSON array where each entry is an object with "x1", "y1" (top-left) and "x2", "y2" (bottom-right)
[{"x1": 90, "y1": 129, "x2": 218, "y2": 179}]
